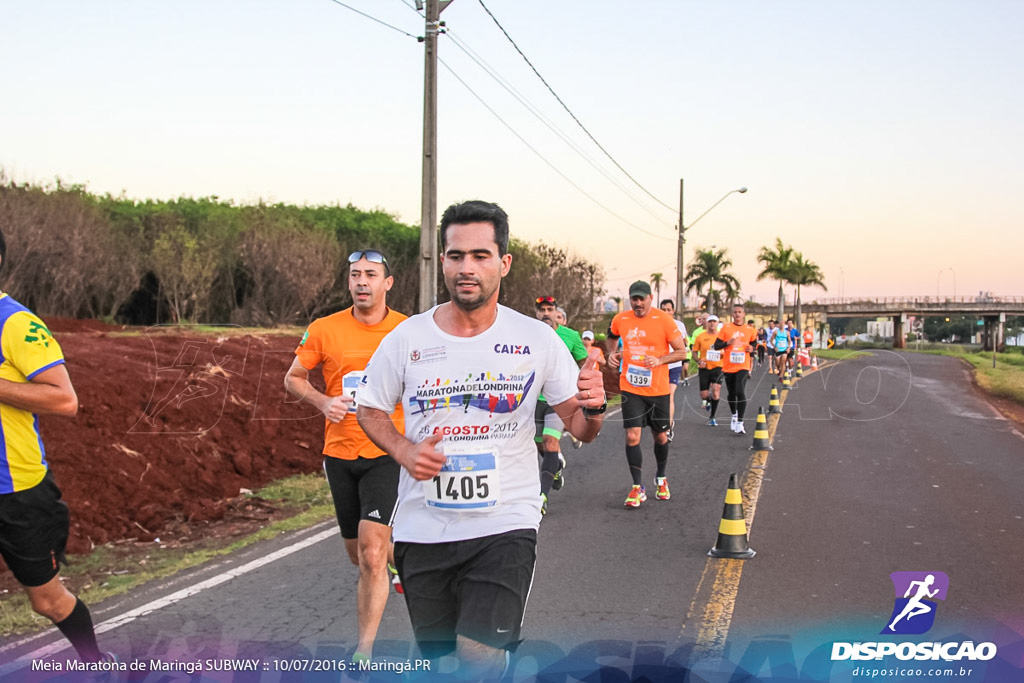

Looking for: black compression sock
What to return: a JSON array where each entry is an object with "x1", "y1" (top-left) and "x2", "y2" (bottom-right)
[
  {"x1": 654, "y1": 441, "x2": 669, "y2": 478},
  {"x1": 55, "y1": 598, "x2": 101, "y2": 662},
  {"x1": 625, "y1": 444, "x2": 643, "y2": 485}
]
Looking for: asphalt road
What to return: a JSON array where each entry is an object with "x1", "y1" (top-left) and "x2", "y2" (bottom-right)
[{"x1": 2, "y1": 351, "x2": 1022, "y2": 682}]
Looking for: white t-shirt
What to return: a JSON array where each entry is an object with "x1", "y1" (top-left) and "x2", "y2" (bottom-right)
[
  {"x1": 667, "y1": 319, "x2": 688, "y2": 370},
  {"x1": 358, "y1": 304, "x2": 579, "y2": 543}
]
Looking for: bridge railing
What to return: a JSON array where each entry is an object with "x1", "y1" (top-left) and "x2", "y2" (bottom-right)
[{"x1": 812, "y1": 296, "x2": 1024, "y2": 307}]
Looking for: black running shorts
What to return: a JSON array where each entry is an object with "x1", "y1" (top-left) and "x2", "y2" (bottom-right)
[
  {"x1": 323, "y1": 455, "x2": 400, "y2": 539},
  {"x1": 619, "y1": 390, "x2": 671, "y2": 433},
  {"x1": 698, "y1": 367, "x2": 724, "y2": 392},
  {"x1": 0, "y1": 472, "x2": 70, "y2": 587},
  {"x1": 394, "y1": 529, "x2": 537, "y2": 658}
]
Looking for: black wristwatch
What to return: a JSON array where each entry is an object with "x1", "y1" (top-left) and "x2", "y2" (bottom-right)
[{"x1": 583, "y1": 403, "x2": 607, "y2": 417}]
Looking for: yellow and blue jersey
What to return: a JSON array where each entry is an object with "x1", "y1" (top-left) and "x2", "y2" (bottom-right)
[{"x1": 0, "y1": 293, "x2": 66, "y2": 494}]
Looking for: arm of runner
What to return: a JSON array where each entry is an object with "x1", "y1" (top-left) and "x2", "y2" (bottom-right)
[
  {"x1": 0, "y1": 364, "x2": 78, "y2": 417},
  {"x1": 283, "y1": 356, "x2": 352, "y2": 423},
  {"x1": 552, "y1": 350, "x2": 605, "y2": 443},
  {"x1": 646, "y1": 333, "x2": 688, "y2": 368},
  {"x1": 606, "y1": 329, "x2": 622, "y2": 369},
  {"x1": 357, "y1": 405, "x2": 446, "y2": 480}
]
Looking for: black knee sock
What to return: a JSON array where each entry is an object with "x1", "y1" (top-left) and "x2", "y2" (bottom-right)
[
  {"x1": 539, "y1": 450, "x2": 559, "y2": 495},
  {"x1": 55, "y1": 598, "x2": 101, "y2": 662},
  {"x1": 737, "y1": 398, "x2": 747, "y2": 421},
  {"x1": 654, "y1": 441, "x2": 669, "y2": 478},
  {"x1": 626, "y1": 444, "x2": 643, "y2": 485},
  {"x1": 709, "y1": 398, "x2": 720, "y2": 418}
]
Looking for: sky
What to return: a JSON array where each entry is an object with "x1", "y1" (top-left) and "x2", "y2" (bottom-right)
[{"x1": 3, "y1": 0, "x2": 1022, "y2": 308}]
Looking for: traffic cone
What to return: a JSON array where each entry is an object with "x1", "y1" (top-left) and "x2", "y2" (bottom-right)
[
  {"x1": 750, "y1": 407, "x2": 772, "y2": 451},
  {"x1": 781, "y1": 369, "x2": 792, "y2": 391},
  {"x1": 795, "y1": 361, "x2": 804, "y2": 379},
  {"x1": 768, "y1": 385, "x2": 782, "y2": 414},
  {"x1": 811, "y1": 355, "x2": 819, "y2": 370},
  {"x1": 708, "y1": 474, "x2": 756, "y2": 559}
]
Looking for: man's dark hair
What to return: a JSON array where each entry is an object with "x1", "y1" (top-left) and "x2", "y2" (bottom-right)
[
  {"x1": 440, "y1": 200, "x2": 510, "y2": 256},
  {"x1": 0, "y1": 227, "x2": 6, "y2": 273},
  {"x1": 659, "y1": 299, "x2": 674, "y2": 309}
]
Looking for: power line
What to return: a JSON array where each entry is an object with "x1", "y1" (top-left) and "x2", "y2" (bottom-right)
[
  {"x1": 476, "y1": 0, "x2": 677, "y2": 213},
  {"x1": 446, "y1": 30, "x2": 672, "y2": 229},
  {"x1": 325, "y1": 0, "x2": 419, "y2": 39},
  {"x1": 439, "y1": 57, "x2": 673, "y2": 242}
]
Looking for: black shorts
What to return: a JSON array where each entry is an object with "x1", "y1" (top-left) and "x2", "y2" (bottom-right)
[
  {"x1": 786, "y1": 349, "x2": 796, "y2": 358},
  {"x1": 0, "y1": 472, "x2": 70, "y2": 587},
  {"x1": 698, "y1": 367, "x2": 724, "y2": 392},
  {"x1": 619, "y1": 390, "x2": 671, "y2": 433},
  {"x1": 323, "y1": 455, "x2": 400, "y2": 539},
  {"x1": 533, "y1": 399, "x2": 563, "y2": 442},
  {"x1": 394, "y1": 529, "x2": 537, "y2": 658}
]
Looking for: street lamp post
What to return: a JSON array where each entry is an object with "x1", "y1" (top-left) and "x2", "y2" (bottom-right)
[{"x1": 675, "y1": 179, "x2": 747, "y2": 314}]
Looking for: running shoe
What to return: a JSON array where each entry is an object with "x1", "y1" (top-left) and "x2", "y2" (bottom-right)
[
  {"x1": 735, "y1": 421, "x2": 746, "y2": 435},
  {"x1": 730, "y1": 414, "x2": 739, "y2": 432},
  {"x1": 704, "y1": 400, "x2": 711, "y2": 412},
  {"x1": 682, "y1": 378, "x2": 690, "y2": 387},
  {"x1": 624, "y1": 484, "x2": 646, "y2": 508},
  {"x1": 655, "y1": 477, "x2": 670, "y2": 500},
  {"x1": 666, "y1": 424, "x2": 674, "y2": 442},
  {"x1": 540, "y1": 492, "x2": 549, "y2": 515},
  {"x1": 708, "y1": 418, "x2": 718, "y2": 426},
  {"x1": 388, "y1": 563, "x2": 403, "y2": 594}
]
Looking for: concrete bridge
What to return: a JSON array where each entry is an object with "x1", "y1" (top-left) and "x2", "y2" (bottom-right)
[{"x1": 792, "y1": 296, "x2": 1024, "y2": 350}]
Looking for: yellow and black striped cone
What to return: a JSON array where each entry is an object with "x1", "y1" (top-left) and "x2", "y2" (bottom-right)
[
  {"x1": 750, "y1": 406, "x2": 772, "y2": 451},
  {"x1": 768, "y1": 385, "x2": 782, "y2": 414},
  {"x1": 795, "y1": 362, "x2": 804, "y2": 379},
  {"x1": 781, "y1": 369, "x2": 792, "y2": 391},
  {"x1": 708, "y1": 473, "x2": 756, "y2": 559}
]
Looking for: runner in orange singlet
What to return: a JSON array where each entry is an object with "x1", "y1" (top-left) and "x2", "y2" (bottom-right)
[{"x1": 714, "y1": 302, "x2": 758, "y2": 435}]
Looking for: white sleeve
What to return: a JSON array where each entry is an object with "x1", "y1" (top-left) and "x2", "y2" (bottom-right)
[
  {"x1": 356, "y1": 329, "x2": 405, "y2": 414},
  {"x1": 540, "y1": 331, "x2": 579, "y2": 406}
]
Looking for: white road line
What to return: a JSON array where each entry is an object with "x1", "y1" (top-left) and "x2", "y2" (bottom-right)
[{"x1": 0, "y1": 526, "x2": 338, "y2": 674}]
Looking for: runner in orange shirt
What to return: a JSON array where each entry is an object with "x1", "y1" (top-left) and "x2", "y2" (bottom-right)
[
  {"x1": 284, "y1": 249, "x2": 406, "y2": 661},
  {"x1": 714, "y1": 302, "x2": 758, "y2": 435},
  {"x1": 691, "y1": 314, "x2": 725, "y2": 426},
  {"x1": 607, "y1": 281, "x2": 688, "y2": 507}
]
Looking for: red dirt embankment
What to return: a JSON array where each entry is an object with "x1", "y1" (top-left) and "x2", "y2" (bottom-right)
[{"x1": 28, "y1": 321, "x2": 325, "y2": 555}]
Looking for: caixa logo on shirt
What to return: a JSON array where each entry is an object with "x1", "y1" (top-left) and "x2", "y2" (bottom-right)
[{"x1": 493, "y1": 344, "x2": 531, "y2": 355}]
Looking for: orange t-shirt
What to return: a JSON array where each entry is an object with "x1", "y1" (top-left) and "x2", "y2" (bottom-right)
[
  {"x1": 717, "y1": 322, "x2": 757, "y2": 373},
  {"x1": 295, "y1": 307, "x2": 407, "y2": 460},
  {"x1": 609, "y1": 308, "x2": 684, "y2": 396},
  {"x1": 692, "y1": 331, "x2": 724, "y2": 370}
]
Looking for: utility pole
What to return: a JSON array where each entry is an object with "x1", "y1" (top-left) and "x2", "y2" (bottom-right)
[
  {"x1": 417, "y1": 0, "x2": 452, "y2": 312},
  {"x1": 675, "y1": 178, "x2": 685, "y2": 313}
]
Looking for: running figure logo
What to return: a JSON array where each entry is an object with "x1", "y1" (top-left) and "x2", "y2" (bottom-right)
[{"x1": 881, "y1": 571, "x2": 949, "y2": 635}]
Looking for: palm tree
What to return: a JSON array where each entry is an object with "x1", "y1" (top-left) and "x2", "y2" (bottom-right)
[
  {"x1": 684, "y1": 247, "x2": 740, "y2": 316},
  {"x1": 788, "y1": 252, "x2": 827, "y2": 330},
  {"x1": 650, "y1": 272, "x2": 665, "y2": 305},
  {"x1": 756, "y1": 237, "x2": 794, "y2": 324}
]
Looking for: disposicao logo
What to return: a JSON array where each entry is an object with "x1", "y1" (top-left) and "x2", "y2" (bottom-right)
[
  {"x1": 831, "y1": 571, "x2": 998, "y2": 663},
  {"x1": 882, "y1": 571, "x2": 948, "y2": 635}
]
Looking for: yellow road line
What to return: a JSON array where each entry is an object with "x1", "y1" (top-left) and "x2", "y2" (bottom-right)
[{"x1": 683, "y1": 371, "x2": 795, "y2": 664}]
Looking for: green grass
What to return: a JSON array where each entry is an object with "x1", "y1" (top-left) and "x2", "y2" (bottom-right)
[{"x1": 0, "y1": 473, "x2": 335, "y2": 637}]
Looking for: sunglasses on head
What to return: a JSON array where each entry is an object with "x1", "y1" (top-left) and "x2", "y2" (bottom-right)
[
  {"x1": 348, "y1": 250, "x2": 390, "y2": 273},
  {"x1": 535, "y1": 296, "x2": 556, "y2": 306}
]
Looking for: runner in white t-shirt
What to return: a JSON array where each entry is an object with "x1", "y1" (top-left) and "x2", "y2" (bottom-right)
[{"x1": 357, "y1": 200, "x2": 606, "y2": 680}]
